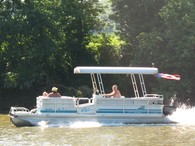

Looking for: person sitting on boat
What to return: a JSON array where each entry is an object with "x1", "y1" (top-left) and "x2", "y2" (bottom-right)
[
  {"x1": 169, "y1": 97, "x2": 175, "y2": 106},
  {"x1": 104, "y1": 85, "x2": 121, "y2": 98},
  {"x1": 42, "y1": 87, "x2": 61, "y2": 97}
]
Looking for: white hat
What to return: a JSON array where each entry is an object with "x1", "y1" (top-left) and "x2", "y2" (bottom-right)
[{"x1": 52, "y1": 87, "x2": 58, "y2": 92}]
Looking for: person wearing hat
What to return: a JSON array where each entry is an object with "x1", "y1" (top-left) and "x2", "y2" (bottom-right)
[{"x1": 42, "y1": 87, "x2": 61, "y2": 97}]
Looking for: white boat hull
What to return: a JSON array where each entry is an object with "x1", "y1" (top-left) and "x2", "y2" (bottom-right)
[{"x1": 9, "y1": 111, "x2": 174, "y2": 127}]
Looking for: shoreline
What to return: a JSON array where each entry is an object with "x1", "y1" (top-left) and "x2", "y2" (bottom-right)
[{"x1": 0, "y1": 110, "x2": 9, "y2": 114}]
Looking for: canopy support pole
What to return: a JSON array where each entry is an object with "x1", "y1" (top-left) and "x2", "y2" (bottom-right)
[
  {"x1": 139, "y1": 74, "x2": 147, "y2": 96},
  {"x1": 91, "y1": 74, "x2": 98, "y2": 93},
  {"x1": 97, "y1": 74, "x2": 105, "y2": 95},
  {"x1": 131, "y1": 74, "x2": 139, "y2": 97}
]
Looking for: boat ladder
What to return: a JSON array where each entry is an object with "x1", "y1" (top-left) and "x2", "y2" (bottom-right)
[
  {"x1": 91, "y1": 74, "x2": 98, "y2": 93},
  {"x1": 139, "y1": 74, "x2": 147, "y2": 96},
  {"x1": 91, "y1": 73, "x2": 105, "y2": 95},
  {"x1": 97, "y1": 73, "x2": 105, "y2": 95},
  {"x1": 131, "y1": 74, "x2": 139, "y2": 97}
]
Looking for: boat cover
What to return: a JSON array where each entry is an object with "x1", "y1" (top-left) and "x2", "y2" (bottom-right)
[{"x1": 74, "y1": 67, "x2": 158, "y2": 74}]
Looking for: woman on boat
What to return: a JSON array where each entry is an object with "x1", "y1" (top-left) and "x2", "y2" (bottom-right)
[{"x1": 104, "y1": 85, "x2": 121, "y2": 98}]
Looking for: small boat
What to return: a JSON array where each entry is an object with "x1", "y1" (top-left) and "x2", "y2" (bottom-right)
[{"x1": 9, "y1": 66, "x2": 176, "y2": 127}]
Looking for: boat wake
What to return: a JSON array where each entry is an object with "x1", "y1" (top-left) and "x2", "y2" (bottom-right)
[
  {"x1": 69, "y1": 121, "x2": 102, "y2": 128},
  {"x1": 37, "y1": 120, "x2": 176, "y2": 129},
  {"x1": 167, "y1": 104, "x2": 195, "y2": 125},
  {"x1": 37, "y1": 120, "x2": 103, "y2": 128},
  {"x1": 37, "y1": 121, "x2": 128, "y2": 129}
]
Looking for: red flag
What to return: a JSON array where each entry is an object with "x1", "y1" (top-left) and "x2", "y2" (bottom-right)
[{"x1": 155, "y1": 73, "x2": 180, "y2": 80}]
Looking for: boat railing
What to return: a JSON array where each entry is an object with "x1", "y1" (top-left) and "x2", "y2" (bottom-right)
[
  {"x1": 10, "y1": 107, "x2": 29, "y2": 114},
  {"x1": 94, "y1": 97, "x2": 163, "y2": 114},
  {"x1": 144, "y1": 94, "x2": 163, "y2": 98},
  {"x1": 75, "y1": 97, "x2": 93, "y2": 105},
  {"x1": 36, "y1": 95, "x2": 163, "y2": 114},
  {"x1": 37, "y1": 96, "x2": 94, "y2": 113}
]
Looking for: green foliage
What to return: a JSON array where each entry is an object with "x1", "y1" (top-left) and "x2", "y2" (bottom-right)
[
  {"x1": 110, "y1": 0, "x2": 166, "y2": 66},
  {"x1": 110, "y1": 0, "x2": 195, "y2": 101},
  {"x1": 0, "y1": 0, "x2": 194, "y2": 105},
  {"x1": 87, "y1": 33, "x2": 125, "y2": 65},
  {"x1": 0, "y1": 0, "x2": 105, "y2": 89},
  {"x1": 157, "y1": 0, "x2": 195, "y2": 99}
]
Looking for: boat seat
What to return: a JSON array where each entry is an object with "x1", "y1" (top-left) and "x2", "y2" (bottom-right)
[{"x1": 37, "y1": 96, "x2": 77, "y2": 112}]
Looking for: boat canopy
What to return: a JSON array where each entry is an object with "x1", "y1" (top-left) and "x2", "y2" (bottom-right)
[{"x1": 74, "y1": 66, "x2": 158, "y2": 74}]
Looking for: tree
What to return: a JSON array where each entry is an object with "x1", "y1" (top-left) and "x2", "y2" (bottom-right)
[
  {"x1": 110, "y1": 0, "x2": 195, "y2": 102},
  {"x1": 0, "y1": 0, "x2": 105, "y2": 89},
  {"x1": 0, "y1": 0, "x2": 63, "y2": 88},
  {"x1": 157, "y1": 0, "x2": 195, "y2": 101},
  {"x1": 87, "y1": 33, "x2": 125, "y2": 66},
  {"x1": 136, "y1": 0, "x2": 195, "y2": 101},
  {"x1": 110, "y1": 0, "x2": 165, "y2": 66}
]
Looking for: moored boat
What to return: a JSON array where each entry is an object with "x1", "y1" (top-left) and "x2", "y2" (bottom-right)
[{"x1": 9, "y1": 66, "x2": 176, "y2": 127}]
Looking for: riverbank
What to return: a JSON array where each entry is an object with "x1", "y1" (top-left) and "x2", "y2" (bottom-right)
[{"x1": 0, "y1": 110, "x2": 9, "y2": 114}]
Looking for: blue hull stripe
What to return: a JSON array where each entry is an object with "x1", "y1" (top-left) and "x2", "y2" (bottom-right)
[
  {"x1": 97, "y1": 109, "x2": 161, "y2": 114},
  {"x1": 40, "y1": 110, "x2": 77, "y2": 113},
  {"x1": 40, "y1": 109, "x2": 161, "y2": 114}
]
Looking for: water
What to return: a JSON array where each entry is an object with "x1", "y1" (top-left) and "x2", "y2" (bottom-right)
[{"x1": 1, "y1": 106, "x2": 195, "y2": 146}]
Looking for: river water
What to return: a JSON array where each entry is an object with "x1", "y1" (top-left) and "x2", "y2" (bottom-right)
[{"x1": 1, "y1": 106, "x2": 195, "y2": 146}]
